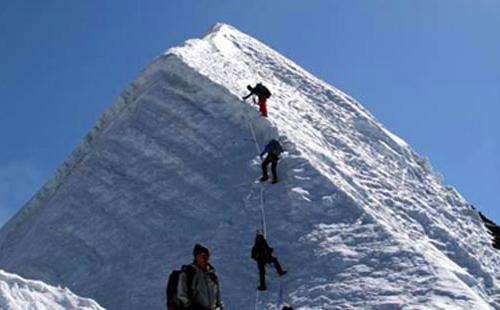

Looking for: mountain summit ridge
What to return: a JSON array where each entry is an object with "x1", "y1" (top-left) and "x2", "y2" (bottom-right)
[
  {"x1": 168, "y1": 23, "x2": 500, "y2": 308},
  {"x1": 0, "y1": 23, "x2": 499, "y2": 309}
]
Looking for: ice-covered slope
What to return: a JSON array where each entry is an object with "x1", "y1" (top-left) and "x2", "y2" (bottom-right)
[
  {"x1": 169, "y1": 24, "x2": 500, "y2": 308},
  {"x1": 0, "y1": 269, "x2": 104, "y2": 310},
  {"x1": 0, "y1": 23, "x2": 499, "y2": 309}
]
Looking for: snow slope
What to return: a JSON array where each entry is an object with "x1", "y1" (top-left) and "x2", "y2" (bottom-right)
[
  {"x1": 0, "y1": 23, "x2": 499, "y2": 309},
  {"x1": 0, "y1": 269, "x2": 104, "y2": 310}
]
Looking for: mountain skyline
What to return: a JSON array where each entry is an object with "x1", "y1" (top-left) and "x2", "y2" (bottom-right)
[{"x1": 1, "y1": 1, "x2": 499, "y2": 228}]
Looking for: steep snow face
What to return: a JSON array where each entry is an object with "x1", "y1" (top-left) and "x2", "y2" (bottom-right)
[
  {"x1": 0, "y1": 23, "x2": 498, "y2": 310},
  {"x1": 169, "y1": 23, "x2": 500, "y2": 308},
  {"x1": 0, "y1": 269, "x2": 104, "y2": 310}
]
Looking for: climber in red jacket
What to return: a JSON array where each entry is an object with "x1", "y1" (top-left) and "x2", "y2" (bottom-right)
[{"x1": 242, "y1": 83, "x2": 272, "y2": 117}]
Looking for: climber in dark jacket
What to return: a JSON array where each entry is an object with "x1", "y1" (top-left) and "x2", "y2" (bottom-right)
[
  {"x1": 242, "y1": 83, "x2": 272, "y2": 117},
  {"x1": 251, "y1": 232, "x2": 287, "y2": 291},
  {"x1": 260, "y1": 139, "x2": 283, "y2": 184}
]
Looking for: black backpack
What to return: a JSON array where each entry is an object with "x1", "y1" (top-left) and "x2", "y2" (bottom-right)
[
  {"x1": 255, "y1": 83, "x2": 272, "y2": 99},
  {"x1": 268, "y1": 139, "x2": 283, "y2": 156},
  {"x1": 251, "y1": 237, "x2": 274, "y2": 262},
  {"x1": 166, "y1": 265, "x2": 196, "y2": 310}
]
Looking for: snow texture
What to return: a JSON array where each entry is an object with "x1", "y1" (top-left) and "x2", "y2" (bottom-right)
[
  {"x1": 0, "y1": 23, "x2": 499, "y2": 309},
  {"x1": 0, "y1": 269, "x2": 104, "y2": 310}
]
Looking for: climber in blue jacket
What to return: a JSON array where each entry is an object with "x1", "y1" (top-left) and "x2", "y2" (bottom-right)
[{"x1": 260, "y1": 139, "x2": 283, "y2": 184}]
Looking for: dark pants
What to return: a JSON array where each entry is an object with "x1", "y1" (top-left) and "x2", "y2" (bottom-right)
[
  {"x1": 262, "y1": 154, "x2": 278, "y2": 181},
  {"x1": 258, "y1": 256, "x2": 284, "y2": 287}
]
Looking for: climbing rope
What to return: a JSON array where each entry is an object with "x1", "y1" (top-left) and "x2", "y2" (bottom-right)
[
  {"x1": 248, "y1": 119, "x2": 268, "y2": 238},
  {"x1": 255, "y1": 290, "x2": 259, "y2": 310},
  {"x1": 247, "y1": 109, "x2": 290, "y2": 308},
  {"x1": 248, "y1": 119, "x2": 262, "y2": 155},
  {"x1": 247, "y1": 116, "x2": 269, "y2": 310},
  {"x1": 278, "y1": 280, "x2": 283, "y2": 308},
  {"x1": 259, "y1": 186, "x2": 267, "y2": 238}
]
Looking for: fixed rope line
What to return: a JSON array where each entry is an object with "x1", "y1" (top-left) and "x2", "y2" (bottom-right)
[
  {"x1": 247, "y1": 116, "x2": 268, "y2": 310},
  {"x1": 278, "y1": 280, "x2": 283, "y2": 308},
  {"x1": 248, "y1": 120, "x2": 262, "y2": 155},
  {"x1": 259, "y1": 186, "x2": 267, "y2": 238},
  {"x1": 247, "y1": 119, "x2": 267, "y2": 239},
  {"x1": 255, "y1": 289, "x2": 259, "y2": 310}
]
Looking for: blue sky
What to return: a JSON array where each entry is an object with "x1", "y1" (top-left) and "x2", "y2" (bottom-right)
[{"x1": 0, "y1": 0, "x2": 499, "y2": 226}]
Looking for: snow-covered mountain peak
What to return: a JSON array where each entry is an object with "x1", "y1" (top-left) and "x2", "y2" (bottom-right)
[
  {"x1": 203, "y1": 22, "x2": 238, "y2": 37},
  {"x1": 167, "y1": 23, "x2": 500, "y2": 308},
  {"x1": 0, "y1": 23, "x2": 499, "y2": 309}
]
